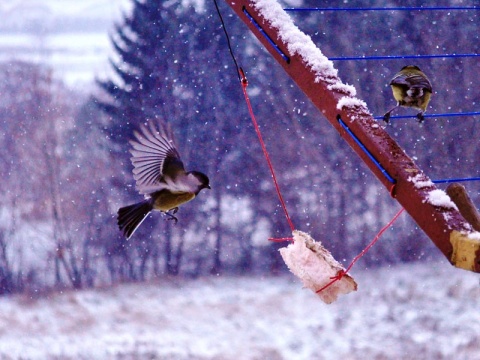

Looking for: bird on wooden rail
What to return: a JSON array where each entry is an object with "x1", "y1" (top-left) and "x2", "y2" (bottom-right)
[
  {"x1": 117, "y1": 120, "x2": 210, "y2": 239},
  {"x1": 383, "y1": 65, "x2": 433, "y2": 124}
]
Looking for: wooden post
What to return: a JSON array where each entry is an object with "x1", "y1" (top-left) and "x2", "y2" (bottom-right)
[{"x1": 224, "y1": 0, "x2": 480, "y2": 273}]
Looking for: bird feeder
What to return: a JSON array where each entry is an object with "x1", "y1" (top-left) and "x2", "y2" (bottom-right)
[{"x1": 224, "y1": 0, "x2": 480, "y2": 277}]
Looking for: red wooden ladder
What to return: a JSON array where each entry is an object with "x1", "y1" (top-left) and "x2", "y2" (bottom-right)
[{"x1": 224, "y1": 0, "x2": 480, "y2": 273}]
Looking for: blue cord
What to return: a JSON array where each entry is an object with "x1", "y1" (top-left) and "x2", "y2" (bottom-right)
[
  {"x1": 373, "y1": 112, "x2": 480, "y2": 121},
  {"x1": 242, "y1": 7, "x2": 290, "y2": 63},
  {"x1": 284, "y1": 7, "x2": 480, "y2": 12},
  {"x1": 330, "y1": 54, "x2": 479, "y2": 61},
  {"x1": 433, "y1": 177, "x2": 480, "y2": 184},
  {"x1": 338, "y1": 117, "x2": 480, "y2": 185},
  {"x1": 283, "y1": 6, "x2": 480, "y2": 187},
  {"x1": 337, "y1": 116, "x2": 396, "y2": 184}
]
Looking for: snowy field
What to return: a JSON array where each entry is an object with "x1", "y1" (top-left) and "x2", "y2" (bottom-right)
[{"x1": 0, "y1": 259, "x2": 478, "y2": 359}]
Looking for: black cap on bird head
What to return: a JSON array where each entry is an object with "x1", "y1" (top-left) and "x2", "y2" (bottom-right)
[{"x1": 189, "y1": 171, "x2": 211, "y2": 193}]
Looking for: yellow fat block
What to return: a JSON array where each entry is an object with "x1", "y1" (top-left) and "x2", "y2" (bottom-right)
[{"x1": 450, "y1": 230, "x2": 480, "y2": 272}]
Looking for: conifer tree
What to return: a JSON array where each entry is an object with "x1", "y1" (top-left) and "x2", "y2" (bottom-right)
[{"x1": 96, "y1": 0, "x2": 187, "y2": 146}]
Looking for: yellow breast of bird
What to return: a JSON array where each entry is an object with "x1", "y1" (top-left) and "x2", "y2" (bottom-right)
[
  {"x1": 391, "y1": 84, "x2": 406, "y2": 103},
  {"x1": 391, "y1": 84, "x2": 430, "y2": 111},
  {"x1": 152, "y1": 190, "x2": 196, "y2": 212}
]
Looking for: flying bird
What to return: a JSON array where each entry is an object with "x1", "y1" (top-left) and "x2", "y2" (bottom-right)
[
  {"x1": 383, "y1": 65, "x2": 432, "y2": 123},
  {"x1": 117, "y1": 121, "x2": 210, "y2": 239}
]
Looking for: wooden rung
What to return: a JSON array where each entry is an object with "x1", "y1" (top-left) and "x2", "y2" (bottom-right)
[{"x1": 446, "y1": 183, "x2": 480, "y2": 232}]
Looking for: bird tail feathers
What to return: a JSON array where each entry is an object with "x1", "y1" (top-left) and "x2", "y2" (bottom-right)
[{"x1": 117, "y1": 200, "x2": 153, "y2": 239}]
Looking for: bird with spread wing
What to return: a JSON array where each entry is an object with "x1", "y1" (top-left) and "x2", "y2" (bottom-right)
[{"x1": 117, "y1": 121, "x2": 210, "y2": 239}]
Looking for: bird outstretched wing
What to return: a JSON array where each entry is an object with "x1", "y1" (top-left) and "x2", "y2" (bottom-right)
[{"x1": 129, "y1": 121, "x2": 185, "y2": 195}]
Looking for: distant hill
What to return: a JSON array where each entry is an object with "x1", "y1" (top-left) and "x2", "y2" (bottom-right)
[{"x1": 0, "y1": 0, "x2": 131, "y2": 87}]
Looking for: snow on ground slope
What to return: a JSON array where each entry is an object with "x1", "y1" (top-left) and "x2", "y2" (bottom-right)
[{"x1": 0, "y1": 260, "x2": 478, "y2": 359}]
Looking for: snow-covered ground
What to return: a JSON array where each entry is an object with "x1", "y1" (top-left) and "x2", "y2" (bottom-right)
[{"x1": 0, "y1": 259, "x2": 478, "y2": 359}]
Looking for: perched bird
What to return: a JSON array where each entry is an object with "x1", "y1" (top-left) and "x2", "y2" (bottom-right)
[
  {"x1": 117, "y1": 121, "x2": 210, "y2": 239},
  {"x1": 383, "y1": 65, "x2": 432, "y2": 123}
]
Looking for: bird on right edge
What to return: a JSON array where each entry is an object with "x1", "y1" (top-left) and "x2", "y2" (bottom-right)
[{"x1": 383, "y1": 65, "x2": 433, "y2": 124}]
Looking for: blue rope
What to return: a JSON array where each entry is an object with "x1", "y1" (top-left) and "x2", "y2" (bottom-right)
[
  {"x1": 283, "y1": 6, "x2": 480, "y2": 189},
  {"x1": 373, "y1": 112, "x2": 480, "y2": 121},
  {"x1": 242, "y1": 7, "x2": 290, "y2": 63},
  {"x1": 433, "y1": 177, "x2": 480, "y2": 184},
  {"x1": 337, "y1": 118, "x2": 480, "y2": 186},
  {"x1": 330, "y1": 54, "x2": 479, "y2": 61},
  {"x1": 337, "y1": 116, "x2": 396, "y2": 184},
  {"x1": 284, "y1": 7, "x2": 480, "y2": 12}
]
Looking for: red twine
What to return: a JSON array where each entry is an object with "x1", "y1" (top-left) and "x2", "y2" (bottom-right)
[
  {"x1": 239, "y1": 69, "x2": 295, "y2": 232},
  {"x1": 317, "y1": 207, "x2": 405, "y2": 293},
  {"x1": 238, "y1": 69, "x2": 405, "y2": 294}
]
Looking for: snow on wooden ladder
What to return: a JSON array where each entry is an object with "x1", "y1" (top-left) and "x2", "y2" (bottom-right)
[{"x1": 225, "y1": 0, "x2": 480, "y2": 274}]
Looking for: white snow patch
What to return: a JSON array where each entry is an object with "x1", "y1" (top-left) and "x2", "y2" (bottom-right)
[
  {"x1": 443, "y1": 212, "x2": 454, "y2": 223},
  {"x1": 0, "y1": 261, "x2": 478, "y2": 359},
  {"x1": 408, "y1": 173, "x2": 434, "y2": 189},
  {"x1": 336, "y1": 96, "x2": 368, "y2": 111},
  {"x1": 251, "y1": 0, "x2": 370, "y2": 115},
  {"x1": 279, "y1": 230, "x2": 357, "y2": 304},
  {"x1": 328, "y1": 82, "x2": 357, "y2": 96},
  {"x1": 468, "y1": 231, "x2": 480, "y2": 241},
  {"x1": 425, "y1": 189, "x2": 458, "y2": 210}
]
